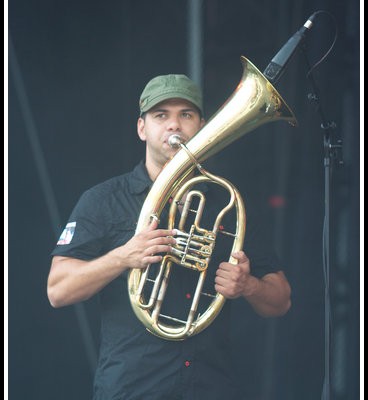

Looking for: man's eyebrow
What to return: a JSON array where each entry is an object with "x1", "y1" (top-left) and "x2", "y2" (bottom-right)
[{"x1": 181, "y1": 108, "x2": 197, "y2": 112}]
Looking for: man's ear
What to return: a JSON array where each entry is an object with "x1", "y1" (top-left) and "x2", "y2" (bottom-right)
[{"x1": 137, "y1": 117, "x2": 147, "y2": 141}]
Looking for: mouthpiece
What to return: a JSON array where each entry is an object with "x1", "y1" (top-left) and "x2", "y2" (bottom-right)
[{"x1": 168, "y1": 134, "x2": 183, "y2": 149}]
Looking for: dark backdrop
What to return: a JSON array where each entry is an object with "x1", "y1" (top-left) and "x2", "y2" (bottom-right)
[{"x1": 8, "y1": 1, "x2": 361, "y2": 399}]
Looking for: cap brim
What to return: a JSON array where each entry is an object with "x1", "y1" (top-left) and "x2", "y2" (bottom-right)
[{"x1": 140, "y1": 91, "x2": 202, "y2": 114}]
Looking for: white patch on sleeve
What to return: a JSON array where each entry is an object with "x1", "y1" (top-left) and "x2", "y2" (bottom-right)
[{"x1": 57, "y1": 222, "x2": 76, "y2": 245}]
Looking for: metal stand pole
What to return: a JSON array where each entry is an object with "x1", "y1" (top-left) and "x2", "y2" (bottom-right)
[{"x1": 301, "y1": 46, "x2": 343, "y2": 400}]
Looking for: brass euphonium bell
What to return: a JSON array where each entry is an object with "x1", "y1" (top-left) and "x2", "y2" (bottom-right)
[{"x1": 128, "y1": 56, "x2": 297, "y2": 340}]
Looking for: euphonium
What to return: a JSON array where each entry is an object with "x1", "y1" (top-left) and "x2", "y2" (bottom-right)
[{"x1": 128, "y1": 56, "x2": 297, "y2": 340}]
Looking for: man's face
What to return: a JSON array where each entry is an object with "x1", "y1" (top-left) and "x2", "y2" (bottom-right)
[{"x1": 137, "y1": 98, "x2": 204, "y2": 169}]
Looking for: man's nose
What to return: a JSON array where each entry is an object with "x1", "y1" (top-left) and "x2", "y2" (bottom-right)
[{"x1": 166, "y1": 116, "x2": 181, "y2": 131}]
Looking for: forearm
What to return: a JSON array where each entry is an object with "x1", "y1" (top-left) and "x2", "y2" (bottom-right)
[
  {"x1": 47, "y1": 250, "x2": 130, "y2": 308},
  {"x1": 242, "y1": 271, "x2": 291, "y2": 317},
  {"x1": 47, "y1": 222, "x2": 177, "y2": 308}
]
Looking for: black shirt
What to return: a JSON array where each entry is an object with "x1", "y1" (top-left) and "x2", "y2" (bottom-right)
[{"x1": 51, "y1": 160, "x2": 281, "y2": 400}]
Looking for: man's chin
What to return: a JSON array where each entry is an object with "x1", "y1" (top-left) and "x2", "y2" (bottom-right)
[{"x1": 161, "y1": 151, "x2": 178, "y2": 168}]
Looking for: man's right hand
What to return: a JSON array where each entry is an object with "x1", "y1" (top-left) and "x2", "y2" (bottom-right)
[{"x1": 118, "y1": 218, "x2": 177, "y2": 269}]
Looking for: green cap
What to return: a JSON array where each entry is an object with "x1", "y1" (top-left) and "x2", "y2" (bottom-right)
[{"x1": 139, "y1": 74, "x2": 203, "y2": 116}]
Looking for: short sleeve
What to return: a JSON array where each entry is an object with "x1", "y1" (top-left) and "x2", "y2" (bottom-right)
[
  {"x1": 51, "y1": 188, "x2": 107, "y2": 260},
  {"x1": 243, "y1": 209, "x2": 282, "y2": 278}
]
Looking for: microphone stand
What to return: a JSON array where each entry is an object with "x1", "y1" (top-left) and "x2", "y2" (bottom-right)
[{"x1": 300, "y1": 45, "x2": 343, "y2": 400}]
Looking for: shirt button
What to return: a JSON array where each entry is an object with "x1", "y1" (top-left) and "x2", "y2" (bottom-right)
[{"x1": 184, "y1": 360, "x2": 191, "y2": 367}]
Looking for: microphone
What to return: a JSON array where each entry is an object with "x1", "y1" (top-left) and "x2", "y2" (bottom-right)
[{"x1": 263, "y1": 13, "x2": 316, "y2": 84}]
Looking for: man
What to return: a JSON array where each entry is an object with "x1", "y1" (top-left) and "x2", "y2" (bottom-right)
[{"x1": 47, "y1": 74, "x2": 291, "y2": 399}]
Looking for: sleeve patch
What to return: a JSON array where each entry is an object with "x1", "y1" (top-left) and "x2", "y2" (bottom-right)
[{"x1": 57, "y1": 222, "x2": 76, "y2": 245}]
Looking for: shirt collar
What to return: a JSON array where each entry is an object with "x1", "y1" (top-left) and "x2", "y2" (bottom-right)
[
  {"x1": 128, "y1": 160, "x2": 210, "y2": 195},
  {"x1": 128, "y1": 160, "x2": 153, "y2": 195}
]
